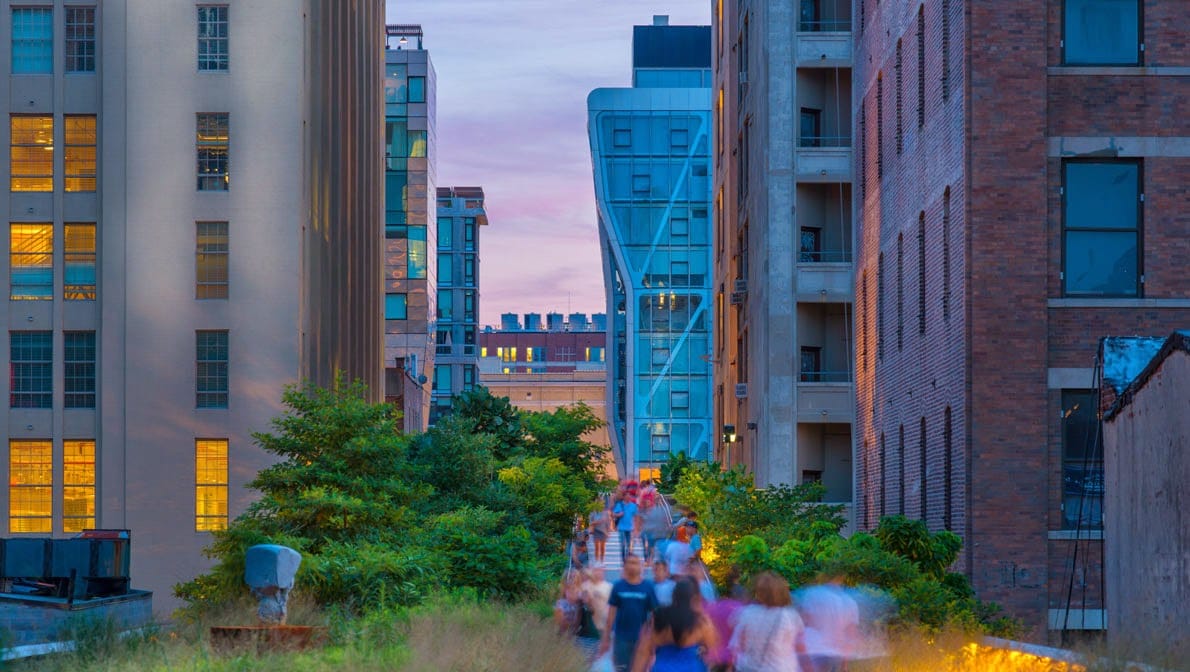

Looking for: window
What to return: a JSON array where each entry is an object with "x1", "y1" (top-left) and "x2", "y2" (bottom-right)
[
  {"x1": 11, "y1": 116, "x2": 53, "y2": 191},
  {"x1": 434, "y1": 364, "x2": 451, "y2": 394},
  {"x1": 860, "y1": 271, "x2": 869, "y2": 371},
  {"x1": 194, "y1": 222, "x2": 230, "y2": 299},
  {"x1": 392, "y1": 292, "x2": 411, "y2": 318},
  {"x1": 463, "y1": 291, "x2": 476, "y2": 322},
  {"x1": 464, "y1": 218, "x2": 476, "y2": 250},
  {"x1": 64, "y1": 115, "x2": 96, "y2": 192},
  {"x1": 652, "y1": 346, "x2": 670, "y2": 367},
  {"x1": 498, "y1": 347, "x2": 517, "y2": 362},
  {"x1": 407, "y1": 226, "x2": 427, "y2": 279},
  {"x1": 10, "y1": 440, "x2": 52, "y2": 532},
  {"x1": 941, "y1": 0, "x2": 951, "y2": 100},
  {"x1": 463, "y1": 255, "x2": 475, "y2": 286},
  {"x1": 877, "y1": 252, "x2": 885, "y2": 360},
  {"x1": 197, "y1": 5, "x2": 229, "y2": 71},
  {"x1": 1063, "y1": 160, "x2": 1141, "y2": 297},
  {"x1": 942, "y1": 188, "x2": 951, "y2": 320},
  {"x1": 918, "y1": 213, "x2": 926, "y2": 335},
  {"x1": 919, "y1": 417, "x2": 927, "y2": 520},
  {"x1": 438, "y1": 216, "x2": 453, "y2": 250},
  {"x1": 943, "y1": 406, "x2": 953, "y2": 529},
  {"x1": 438, "y1": 252, "x2": 453, "y2": 285},
  {"x1": 12, "y1": 7, "x2": 52, "y2": 74},
  {"x1": 800, "y1": 346, "x2": 822, "y2": 382},
  {"x1": 463, "y1": 365, "x2": 475, "y2": 391},
  {"x1": 896, "y1": 234, "x2": 904, "y2": 350},
  {"x1": 898, "y1": 424, "x2": 906, "y2": 515},
  {"x1": 1063, "y1": 0, "x2": 1140, "y2": 65},
  {"x1": 11, "y1": 223, "x2": 52, "y2": 300},
  {"x1": 195, "y1": 439, "x2": 228, "y2": 531},
  {"x1": 671, "y1": 391, "x2": 690, "y2": 409},
  {"x1": 65, "y1": 7, "x2": 96, "y2": 73},
  {"x1": 64, "y1": 331, "x2": 96, "y2": 409},
  {"x1": 800, "y1": 227, "x2": 822, "y2": 262},
  {"x1": 65, "y1": 223, "x2": 96, "y2": 300},
  {"x1": 859, "y1": 99, "x2": 867, "y2": 198},
  {"x1": 587, "y1": 346, "x2": 605, "y2": 362},
  {"x1": 613, "y1": 129, "x2": 631, "y2": 147},
  {"x1": 408, "y1": 76, "x2": 425, "y2": 103},
  {"x1": 876, "y1": 75, "x2": 884, "y2": 178},
  {"x1": 917, "y1": 6, "x2": 925, "y2": 128},
  {"x1": 799, "y1": 108, "x2": 822, "y2": 147},
  {"x1": 385, "y1": 170, "x2": 408, "y2": 238},
  {"x1": 879, "y1": 433, "x2": 887, "y2": 519},
  {"x1": 10, "y1": 331, "x2": 51, "y2": 408},
  {"x1": 526, "y1": 347, "x2": 545, "y2": 363},
  {"x1": 196, "y1": 330, "x2": 229, "y2": 408},
  {"x1": 408, "y1": 130, "x2": 427, "y2": 158},
  {"x1": 63, "y1": 440, "x2": 95, "y2": 532},
  {"x1": 670, "y1": 128, "x2": 689, "y2": 148},
  {"x1": 196, "y1": 113, "x2": 229, "y2": 191},
  {"x1": 632, "y1": 174, "x2": 650, "y2": 193},
  {"x1": 438, "y1": 291, "x2": 453, "y2": 320},
  {"x1": 895, "y1": 40, "x2": 903, "y2": 155},
  {"x1": 1062, "y1": 390, "x2": 1103, "y2": 530}
]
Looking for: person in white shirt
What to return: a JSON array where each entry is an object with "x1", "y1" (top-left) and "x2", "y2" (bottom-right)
[
  {"x1": 795, "y1": 578, "x2": 859, "y2": 672},
  {"x1": 729, "y1": 572, "x2": 806, "y2": 672},
  {"x1": 652, "y1": 559, "x2": 676, "y2": 606}
]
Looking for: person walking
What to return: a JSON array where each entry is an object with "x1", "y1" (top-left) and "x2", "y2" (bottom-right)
[
  {"x1": 600, "y1": 554, "x2": 658, "y2": 672},
  {"x1": 705, "y1": 569, "x2": 747, "y2": 672},
  {"x1": 653, "y1": 558, "x2": 676, "y2": 606},
  {"x1": 614, "y1": 495, "x2": 640, "y2": 562},
  {"x1": 632, "y1": 576, "x2": 717, "y2": 672},
  {"x1": 729, "y1": 572, "x2": 807, "y2": 672},
  {"x1": 795, "y1": 577, "x2": 860, "y2": 672},
  {"x1": 590, "y1": 500, "x2": 613, "y2": 564},
  {"x1": 641, "y1": 502, "x2": 670, "y2": 562}
]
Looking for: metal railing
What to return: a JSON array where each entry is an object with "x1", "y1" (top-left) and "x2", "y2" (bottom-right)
[
  {"x1": 798, "y1": 135, "x2": 852, "y2": 148},
  {"x1": 798, "y1": 19, "x2": 852, "y2": 32},
  {"x1": 797, "y1": 249, "x2": 853, "y2": 263},
  {"x1": 798, "y1": 370, "x2": 852, "y2": 383}
]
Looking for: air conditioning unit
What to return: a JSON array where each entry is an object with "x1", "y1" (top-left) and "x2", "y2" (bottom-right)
[
  {"x1": 735, "y1": 383, "x2": 748, "y2": 399},
  {"x1": 730, "y1": 278, "x2": 748, "y2": 305},
  {"x1": 734, "y1": 278, "x2": 747, "y2": 293}
]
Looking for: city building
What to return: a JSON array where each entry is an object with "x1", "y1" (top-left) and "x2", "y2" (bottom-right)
[
  {"x1": 430, "y1": 186, "x2": 487, "y2": 423},
  {"x1": 588, "y1": 16, "x2": 714, "y2": 479},
  {"x1": 1, "y1": 0, "x2": 384, "y2": 612},
  {"x1": 478, "y1": 315, "x2": 610, "y2": 454},
  {"x1": 383, "y1": 24, "x2": 437, "y2": 432},
  {"x1": 852, "y1": 0, "x2": 1189, "y2": 636},
  {"x1": 711, "y1": 0, "x2": 855, "y2": 509}
]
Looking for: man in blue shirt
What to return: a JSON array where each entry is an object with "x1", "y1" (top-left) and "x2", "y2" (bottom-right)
[
  {"x1": 599, "y1": 554, "x2": 657, "y2": 672},
  {"x1": 612, "y1": 497, "x2": 638, "y2": 561}
]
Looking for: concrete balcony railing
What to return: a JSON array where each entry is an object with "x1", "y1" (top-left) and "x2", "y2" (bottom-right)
[
  {"x1": 795, "y1": 30, "x2": 852, "y2": 66},
  {"x1": 796, "y1": 146, "x2": 852, "y2": 182},
  {"x1": 796, "y1": 261, "x2": 853, "y2": 302},
  {"x1": 796, "y1": 380, "x2": 853, "y2": 423}
]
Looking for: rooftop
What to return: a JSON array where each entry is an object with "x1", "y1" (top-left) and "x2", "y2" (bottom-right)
[{"x1": 1103, "y1": 331, "x2": 1190, "y2": 421}]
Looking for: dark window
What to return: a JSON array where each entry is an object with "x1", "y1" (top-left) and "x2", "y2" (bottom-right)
[
  {"x1": 876, "y1": 75, "x2": 884, "y2": 178},
  {"x1": 408, "y1": 76, "x2": 425, "y2": 103},
  {"x1": 896, "y1": 233, "x2": 904, "y2": 351},
  {"x1": 197, "y1": 5, "x2": 229, "y2": 71},
  {"x1": 895, "y1": 40, "x2": 903, "y2": 155},
  {"x1": 799, "y1": 346, "x2": 822, "y2": 382},
  {"x1": 942, "y1": 187, "x2": 951, "y2": 320},
  {"x1": 799, "y1": 107, "x2": 822, "y2": 147},
  {"x1": 799, "y1": 227, "x2": 821, "y2": 262},
  {"x1": 196, "y1": 330, "x2": 229, "y2": 408},
  {"x1": 65, "y1": 7, "x2": 96, "y2": 73},
  {"x1": 1063, "y1": 0, "x2": 1141, "y2": 66},
  {"x1": 1062, "y1": 390, "x2": 1102, "y2": 530},
  {"x1": 941, "y1": 0, "x2": 951, "y2": 100},
  {"x1": 798, "y1": 0, "x2": 818, "y2": 31},
  {"x1": 917, "y1": 7, "x2": 925, "y2": 128},
  {"x1": 919, "y1": 417, "x2": 927, "y2": 521},
  {"x1": 1063, "y1": 160, "x2": 1141, "y2": 297},
  {"x1": 11, "y1": 7, "x2": 52, "y2": 74},
  {"x1": 879, "y1": 433, "x2": 887, "y2": 519},
  {"x1": 10, "y1": 331, "x2": 51, "y2": 408},
  {"x1": 898, "y1": 424, "x2": 906, "y2": 516},
  {"x1": 917, "y1": 213, "x2": 926, "y2": 335},
  {"x1": 943, "y1": 406, "x2": 953, "y2": 529},
  {"x1": 860, "y1": 271, "x2": 868, "y2": 371},
  {"x1": 64, "y1": 331, "x2": 96, "y2": 408},
  {"x1": 877, "y1": 252, "x2": 885, "y2": 359}
]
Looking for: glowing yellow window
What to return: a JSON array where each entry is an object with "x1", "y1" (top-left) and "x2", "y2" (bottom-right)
[
  {"x1": 64, "y1": 115, "x2": 96, "y2": 192},
  {"x1": 10, "y1": 223, "x2": 53, "y2": 300},
  {"x1": 10, "y1": 116, "x2": 53, "y2": 192},
  {"x1": 10, "y1": 440, "x2": 52, "y2": 533},
  {"x1": 195, "y1": 439, "x2": 228, "y2": 531},
  {"x1": 63, "y1": 440, "x2": 96, "y2": 533},
  {"x1": 480, "y1": 347, "x2": 488, "y2": 358}
]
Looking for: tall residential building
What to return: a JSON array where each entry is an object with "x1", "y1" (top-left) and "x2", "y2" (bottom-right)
[
  {"x1": 712, "y1": 0, "x2": 855, "y2": 504},
  {"x1": 383, "y1": 25, "x2": 437, "y2": 432},
  {"x1": 0, "y1": 0, "x2": 384, "y2": 612},
  {"x1": 430, "y1": 186, "x2": 486, "y2": 423},
  {"x1": 853, "y1": 0, "x2": 1189, "y2": 637},
  {"x1": 589, "y1": 16, "x2": 714, "y2": 479}
]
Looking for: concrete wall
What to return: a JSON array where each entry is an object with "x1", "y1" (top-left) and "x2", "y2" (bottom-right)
[{"x1": 1103, "y1": 351, "x2": 1190, "y2": 652}]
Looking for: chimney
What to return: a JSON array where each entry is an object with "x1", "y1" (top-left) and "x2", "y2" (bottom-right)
[{"x1": 653, "y1": 15, "x2": 669, "y2": 26}]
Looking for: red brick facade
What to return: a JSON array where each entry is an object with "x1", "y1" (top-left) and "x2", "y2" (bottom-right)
[{"x1": 855, "y1": 0, "x2": 1189, "y2": 637}]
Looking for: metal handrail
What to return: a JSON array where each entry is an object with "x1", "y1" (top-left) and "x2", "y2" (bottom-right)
[{"x1": 797, "y1": 250, "x2": 853, "y2": 263}]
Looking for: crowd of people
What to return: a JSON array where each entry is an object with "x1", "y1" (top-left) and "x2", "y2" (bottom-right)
[{"x1": 555, "y1": 480, "x2": 880, "y2": 672}]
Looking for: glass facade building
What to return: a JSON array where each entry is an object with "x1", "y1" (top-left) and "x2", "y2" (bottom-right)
[{"x1": 588, "y1": 19, "x2": 713, "y2": 477}]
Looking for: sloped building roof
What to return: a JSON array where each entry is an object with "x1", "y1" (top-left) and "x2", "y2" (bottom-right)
[{"x1": 1103, "y1": 331, "x2": 1190, "y2": 422}]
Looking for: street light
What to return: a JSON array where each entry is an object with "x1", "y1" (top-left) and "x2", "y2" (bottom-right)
[{"x1": 722, "y1": 424, "x2": 739, "y2": 466}]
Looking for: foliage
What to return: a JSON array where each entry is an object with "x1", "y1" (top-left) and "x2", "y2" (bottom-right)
[
  {"x1": 673, "y1": 461, "x2": 1019, "y2": 637},
  {"x1": 658, "y1": 450, "x2": 698, "y2": 492},
  {"x1": 175, "y1": 378, "x2": 605, "y2": 617}
]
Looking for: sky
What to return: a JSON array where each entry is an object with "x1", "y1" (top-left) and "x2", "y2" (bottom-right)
[{"x1": 385, "y1": 0, "x2": 711, "y2": 325}]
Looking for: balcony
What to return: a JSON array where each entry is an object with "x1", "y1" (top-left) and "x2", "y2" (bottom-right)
[
  {"x1": 796, "y1": 0, "x2": 852, "y2": 65},
  {"x1": 796, "y1": 182, "x2": 852, "y2": 300},
  {"x1": 796, "y1": 302, "x2": 853, "y2": 423},
  {"x1": 797, "y1": 422, "x2": 853, "y2": 505},
  {"x1": 795, "y1": 68, "x2": 852, "y2": 182}
]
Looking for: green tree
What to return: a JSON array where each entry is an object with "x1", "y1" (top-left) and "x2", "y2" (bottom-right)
[{"x1": 522, "y1": 404, "x2": 612, "y2": 492}]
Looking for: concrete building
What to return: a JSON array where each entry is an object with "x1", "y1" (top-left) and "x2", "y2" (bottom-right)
[
  {"x1": 1, "y1": 0, "x2": 384, "y2": 612},
  {"x1": 852, "y1": 0, "x2": 1190, "y2": 636},
  {"x1": 383, "y1": 24, "x2": 436, "y2": 433},
  {"x1": 588, "y1": 16, "x2": 714, "y2": 479},
  {"x1": 430, "y1": 186, "x2": 486, "y2": 423},
  {"x1": 1101, "y1": 331, "x2": 1189, "y2": 656},
  {"x1": 711, "y1": 0, "x2": 855, "y2": 507}
]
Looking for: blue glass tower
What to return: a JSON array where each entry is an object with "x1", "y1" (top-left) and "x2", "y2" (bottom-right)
[{"x1": 588, "y1": 18, "x2": 713, "y2": 477}]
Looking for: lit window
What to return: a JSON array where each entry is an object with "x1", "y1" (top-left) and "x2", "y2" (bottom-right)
[
  {"x1": 1063, "y1": 0, "x2": 1140, "y2": 66},
  {"x1": 10, "y1": 331, "x2": 51, "y2": 408},
  {"x1": 197, "y1": 6, "x2": 229, "y2": 72},
  {"x1": 196, "y1": 113, "x2": 229, "y2": 191},
  {"x1": 64, "y1": 115, "x2": 96, "y2": 192},
  {"x1": 385, "y1": 293, "x2": 407, "y2": 320},
  {"x1": 9, "y1": 440, "x2": 52, "y2": 533},
  {"x1": 10, "y1": 223, "x2": 52, "y2": 300},
  {"x1": 196, "y1": 222, "x2": 229, "y2": 299},
  {"x1": 12, "y1": 7, "x2": 52, "y2": 74},
  {"x1": 64, "y1": 223, "x2": 96, "y2": 300},
  {"x1": 196, "y1": 330, "x2": 229, "y2": 408},
  {"x1": 498, "y1": 347, "x2": 517, "y2": 363},
  {"x1": 1061, "y1": 390, "x2": 1102, "y2": 530},
  {"x1": 195, "y1": 439, "x2": 228, "y2": 531},
  {"x1": 65, "y1": 7, "x2": 96, "y2": 73},
  {"x1": 10, "y1": 116, "x2": 53, "y2": 191},
  {"x1": 1063, "y1": 160, "x2": 1141, "y2": 297},
  {"x1": 408, "y1": 130, "x2": 427, "y2": 158},
  {"x1": 64, "y1": 331, "x2": 96, "y2": 409},
  {"x1": 407, "y1": 226, "x2": 427, "y2": 279},
  {"x1": 63, "y1": 440, "x2": 95, "y2": 533},
  {"x1": 480, "y1": 347, "x2": 488, "y2": 358}
]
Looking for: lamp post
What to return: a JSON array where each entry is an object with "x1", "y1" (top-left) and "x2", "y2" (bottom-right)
[{"x1": 721, "y1": 424, "x2": 739, "y2": 467}]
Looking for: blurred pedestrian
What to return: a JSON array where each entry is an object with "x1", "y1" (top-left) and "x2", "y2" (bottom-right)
[
  {"x1": 583, "y1": 564, "x2": 614, "y2": 637},
  {"x1": 632, "y1": 576, "x2": 717, "y2": 672},
  {"x1": 555, "y1": 570, "x2": 584, "y2": 636},
  {"x1": 654, "y1": 558, "x2": 676, "y2": 606},
  {"x1": 729, "y1": 572, "x2": 806, "y2": 672},
  {"x1": 600, "y1": 554, "x2": 659, "y2": 672},
  {"x1": 640, "y1": 480, "x2": 658, "y2": 508},
  {"x1": 705, "y1": 568, "x2": 747, "y2": 672},
  {"x1": 591, "y1": 500, "x2": 613, "y2": 564},
  {"x1": 795, "y1": 577, "x2": 859, "y2": 672},
  {"x1": 665, "y1": 525, "x2": 694, "y2": 577},
  {"x1": 642, "y1": 501, "x2": 670, "y2": 561},
  {"x1": 614, "y1": 495, "x2": 640, "y2": 561}
]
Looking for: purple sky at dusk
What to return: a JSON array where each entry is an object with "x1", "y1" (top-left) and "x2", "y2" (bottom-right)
[{"x1": 386, "y1": 1, "x2": 711, "y2": 325}]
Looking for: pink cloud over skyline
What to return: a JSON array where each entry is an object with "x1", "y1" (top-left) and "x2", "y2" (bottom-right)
[{"x1": 386, "y1": 0, "x2": 712, "y2": 325}]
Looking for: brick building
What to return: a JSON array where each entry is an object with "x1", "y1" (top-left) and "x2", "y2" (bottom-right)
[{"x1": 854, "y1": 0, "x2": 1189, "y2": 638}]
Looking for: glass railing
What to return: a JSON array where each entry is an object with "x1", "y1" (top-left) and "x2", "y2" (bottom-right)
[
  {"x1": 797, "y1": 249, "x2": 852, "y2": 263},
  {"x1": 798, "y1": 19, "x2": 852, "y2": 32},
  {"x1": 798, "y1": 135, "x2": 851, "y2": 148},
  {"x1": 798, "y1": 370, "x2": 852, "y2": 383}
]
